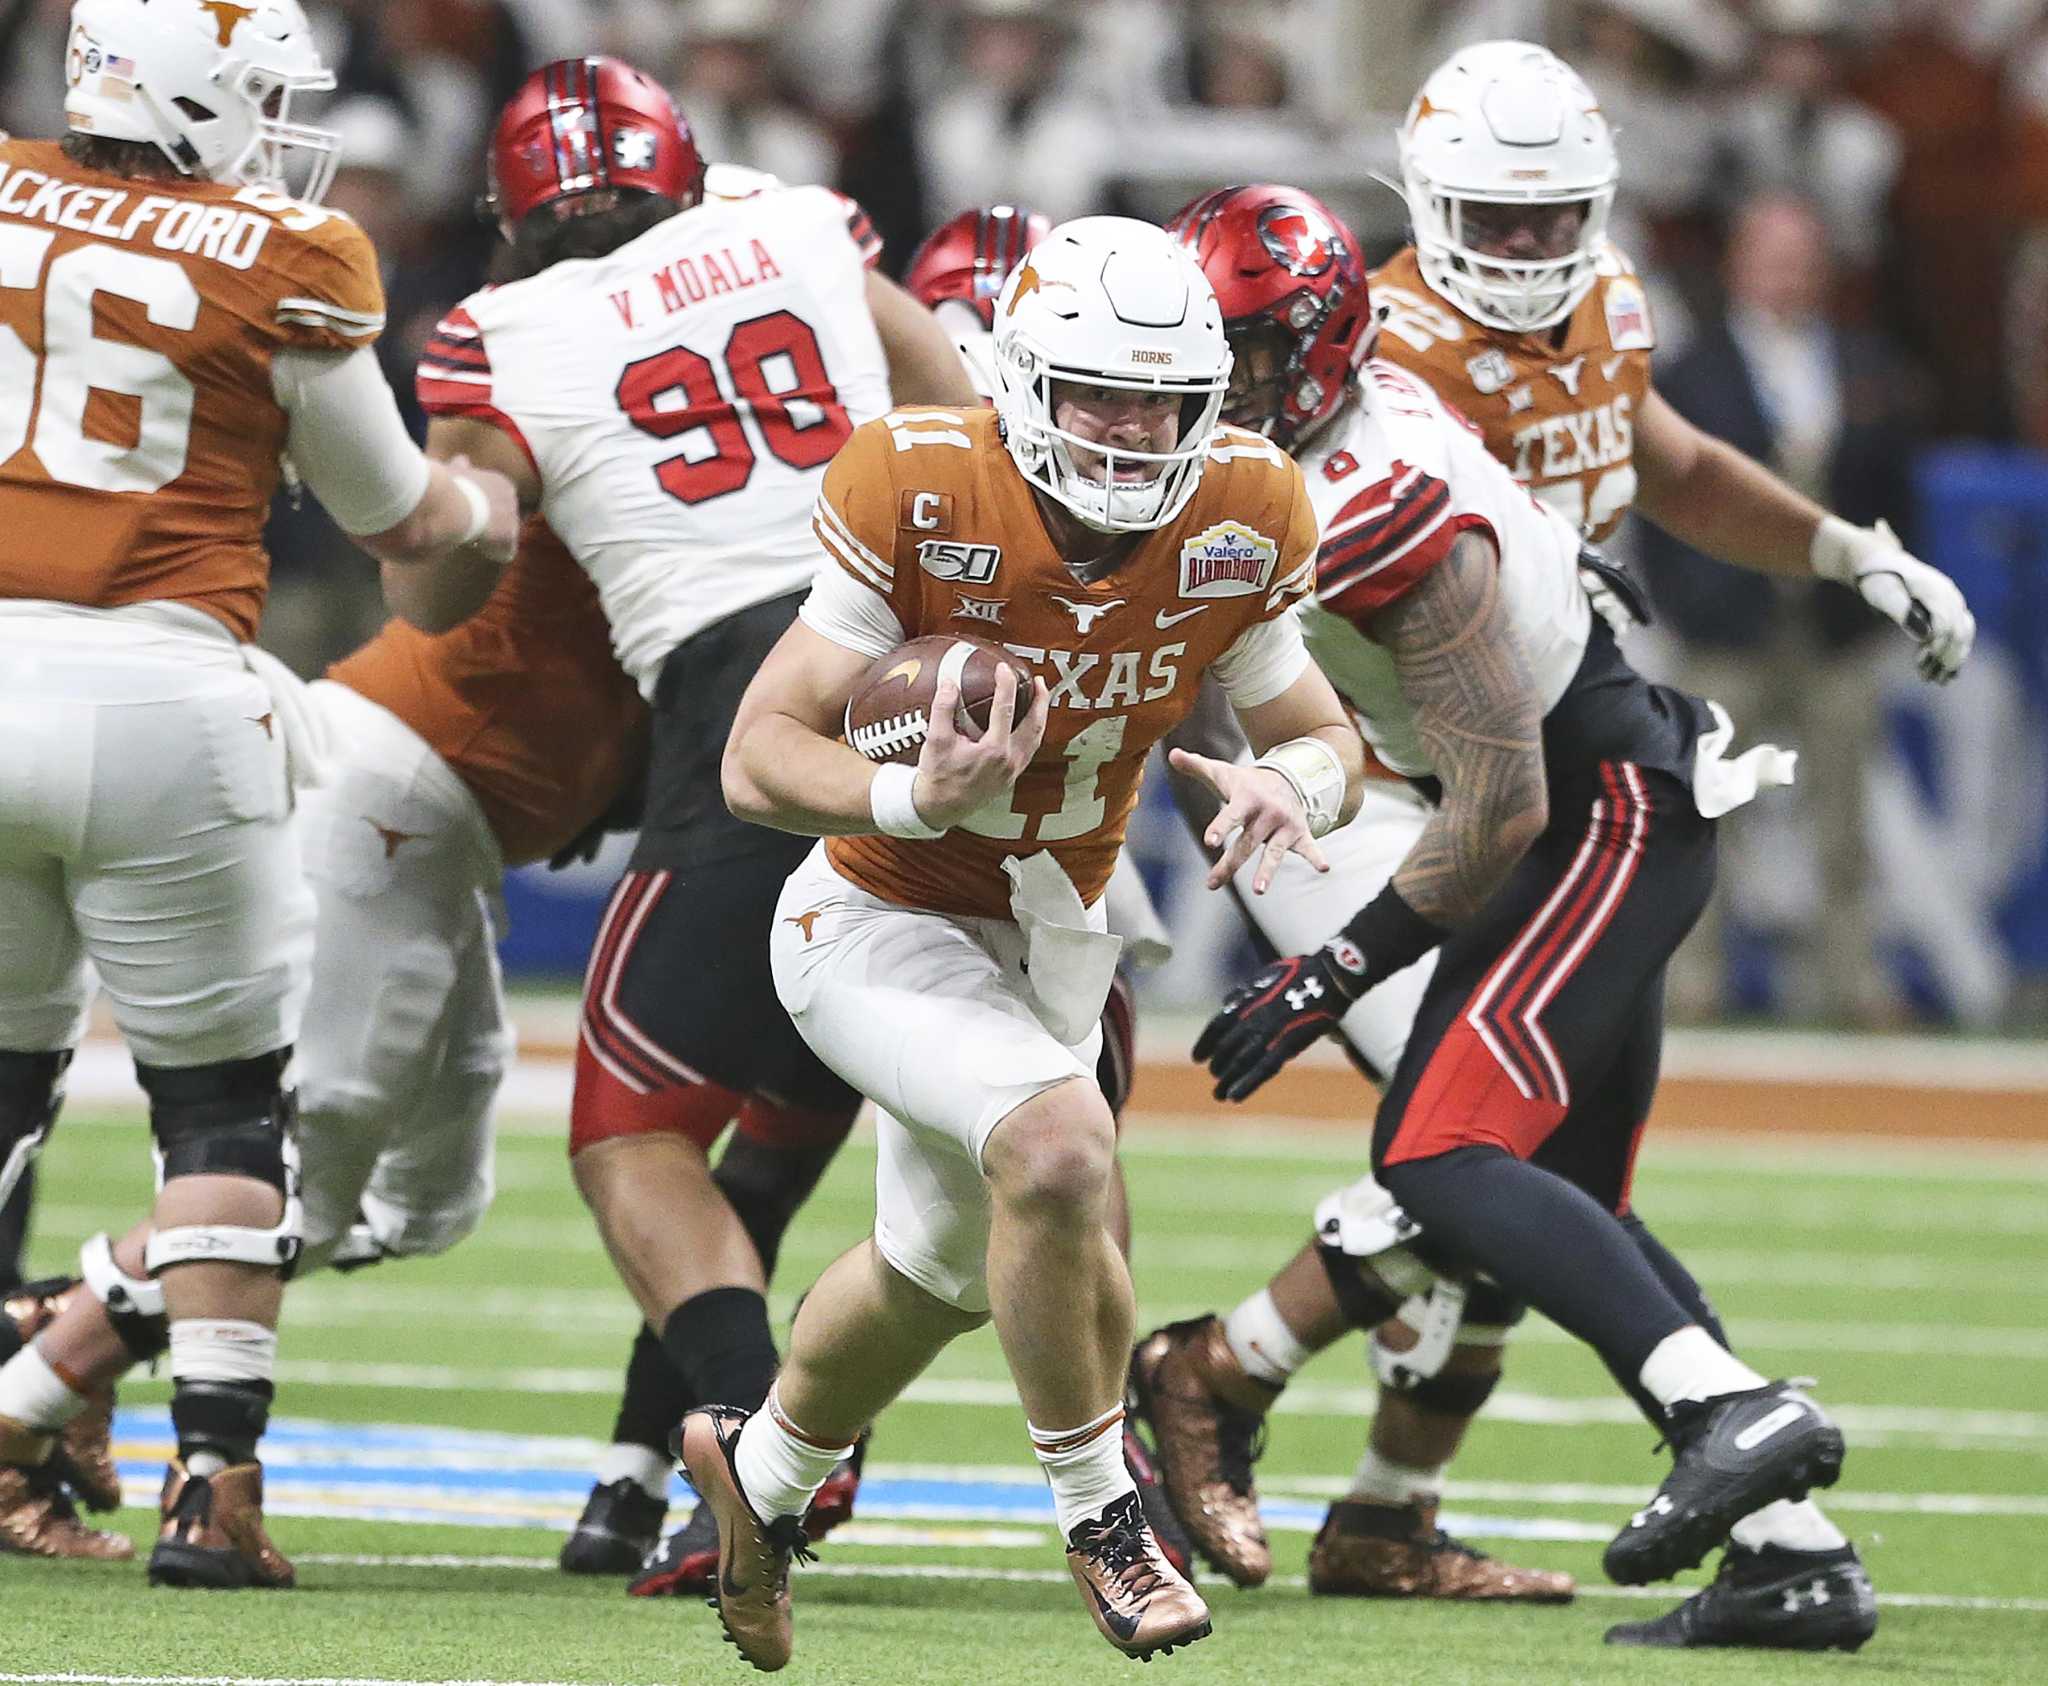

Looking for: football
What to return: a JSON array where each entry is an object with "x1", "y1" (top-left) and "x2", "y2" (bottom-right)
[{"x1": 844, "y1": 634, "x2": 1034, "y2": 765}]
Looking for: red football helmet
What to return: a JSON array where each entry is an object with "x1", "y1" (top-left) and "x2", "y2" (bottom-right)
[
  {"x1": 1166, "y1": 184, "x2": 1373, "y2": 449},
  {"x1": 486, "y1": 56, "x2": 704, "y2": 234},
  {"x1": 905, "y1": 205, "x2": 1052, "y2": 329}
]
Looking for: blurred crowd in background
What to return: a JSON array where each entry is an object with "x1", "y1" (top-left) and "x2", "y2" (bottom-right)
[{"x1": 3, "y1": 0, "x2": 2045, "y2": 1030}]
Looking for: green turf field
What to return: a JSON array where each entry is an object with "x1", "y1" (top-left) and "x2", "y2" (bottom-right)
[{"x1": 9, "y1": 1099, "x2": 2047, "y2": 1685}]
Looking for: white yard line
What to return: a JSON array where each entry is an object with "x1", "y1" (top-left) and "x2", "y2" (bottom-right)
[
  {"x1": 0, "y1": 1677, "x2": 646, "y2": 1686},
  {"x1": 249, "y1": 1557, "x2": 2048, "y2": 1614}
]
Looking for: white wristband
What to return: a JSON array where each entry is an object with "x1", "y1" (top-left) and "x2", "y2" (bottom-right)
[
  {"x1": 869, "y1": 762, "x2": 945, "y2": 839},
  {"x1": 449, "y1": 472, "x2": 491, "y2": 546},
  {"x1": 1253, "y1": 735, "x2": 1347, "y2": 838},
  {"x1": 1808, "y1": 514, "x2": 1868, "y2": 584}
]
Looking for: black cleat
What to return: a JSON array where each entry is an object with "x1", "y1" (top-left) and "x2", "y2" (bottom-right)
[
  {"x1": 629, "y1": 1498, "x2": 719, "y2": 1597},
  {"x1": 1605, "y1": 1542, "x2": 1877, "y2": 1650},
  {"x1": 1605, "y1": 1382, "x2": 1845, "y2": 1586},
  {"x1": 560, "y1": 1477, "x2": 667, "y2": 1576}
]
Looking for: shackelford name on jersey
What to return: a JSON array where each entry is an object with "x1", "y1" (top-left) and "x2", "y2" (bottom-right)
[
  {"x1": 0, "y1": 159, "x2": 286, "y2": 268},
  {"x1": 417, "y1": 181, "x2": 890, "y2": 699},
  {"x1": 806, "y1": 408, "x2": 1319, "y2": 921}
]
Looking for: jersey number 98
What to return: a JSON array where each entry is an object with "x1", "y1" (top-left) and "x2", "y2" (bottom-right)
[{"x1": 616, "y1": 310, "x2": 850, "y2": 506}]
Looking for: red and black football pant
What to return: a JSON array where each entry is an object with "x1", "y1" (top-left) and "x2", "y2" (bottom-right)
[{"x1": 1371, "y1": 761, "x2": 1721, "y2": 1382}]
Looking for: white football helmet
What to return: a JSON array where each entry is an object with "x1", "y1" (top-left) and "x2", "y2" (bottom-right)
[
  {"x1": 992, "y1": 216, "x2": 1231, "y2": 534},
  {"x1": 1399, "y1": 40, "x2": 1617, "y2": 333},
  {"x1": 65, "y1": 0, "x2": 340, "y2": 203}
]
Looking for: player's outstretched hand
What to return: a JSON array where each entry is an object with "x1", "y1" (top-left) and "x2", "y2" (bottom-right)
[
  {"x1": 1813, "y1": 517, "x2": 1975, "y2": 684},
  {"x1": 1193, "y1": 950, "x2": 1352, "y2": 1103},
  {"x1": 1167, "y1": 747, "x2": 1328, "y2": 894},
  {"x1": 912, "y1": 663, "x2": 1049, "y2": 830}
]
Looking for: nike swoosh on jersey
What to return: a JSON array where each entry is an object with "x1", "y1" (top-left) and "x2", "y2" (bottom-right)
[
  {"x1": 1156, "y1": 605, "x2": 1209, "y2": 628},
  {"x1": 1732, "y1": 1401, "x2": 1808, "y2": 1451}
]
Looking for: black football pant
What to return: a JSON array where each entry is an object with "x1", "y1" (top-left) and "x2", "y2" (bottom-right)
[{"x1": 1374, "y1": 762, "x2": 1722, "y2": 1384}]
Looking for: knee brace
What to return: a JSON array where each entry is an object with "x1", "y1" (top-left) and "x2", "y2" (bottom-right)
[
  {"x1": 0, "y1": 1049, "x2": 70, "y2": 1209},
  {"x1": 1312, "y1": 1173, "x2": 1433, "y2": 1331},
  {"x1": 1370, "y1": 1281, "x2": 1527, "y2": 1403},
  {"x1": 138, "y1": 1053, "x2": 302, "y2": 1277},
  {"x1": 79, "y1": 1232, "x2": 169, "y2": 1360}
]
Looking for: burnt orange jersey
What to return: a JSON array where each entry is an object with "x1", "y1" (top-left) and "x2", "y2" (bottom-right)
[
  {"x1": 0, "y1": 138, "x2": 384, "y2": 637},
  {"x1": 328, "y1": 518, "x2": 647, "y2": 868},
  {"x1": 819, "y1": 409, "x2": 1316, "y2": 918},
  {"x1": 1370, "y1": 243, "x2": 1654, "y2": 544}
]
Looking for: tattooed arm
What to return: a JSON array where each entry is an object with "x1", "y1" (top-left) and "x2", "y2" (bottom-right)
[{"x1": 1370, "y1": 529, "x2": 1549, "y2": 925}]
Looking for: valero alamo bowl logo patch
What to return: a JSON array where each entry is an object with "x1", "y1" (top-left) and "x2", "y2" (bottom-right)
[{"x1": 1178, "y1": 521, "x2": 1276, "y2": 598}]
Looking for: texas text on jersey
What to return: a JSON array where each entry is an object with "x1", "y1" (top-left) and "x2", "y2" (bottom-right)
[
  {"x1": 415, "y1": 182, "x2": 889, "y2": 697},
  {"x1": 0, "y1": 137, "x2": 382, "y2": 635},
  {"x1": 326, "y1": 517, "x2": 646, "y2": 868},
  {"x1": 1370, "y1": 242, "x2": 1652, "y2": 544},
  {"x1": 811, "y1": 408, "x2": 1317, "y2": 918}
]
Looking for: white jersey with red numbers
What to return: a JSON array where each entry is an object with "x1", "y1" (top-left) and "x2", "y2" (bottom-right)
[
  {"x1": 417, "y1": 185, "x2": 890, "y2": 697},
  {"x1": 1294, "y1": 359, "x2": 1590, "y2": 779}
]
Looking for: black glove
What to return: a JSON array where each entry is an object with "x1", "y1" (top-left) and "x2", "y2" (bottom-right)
[{"x1": 1193, "y1": 949, "x2": 1359, "y2": 1103}]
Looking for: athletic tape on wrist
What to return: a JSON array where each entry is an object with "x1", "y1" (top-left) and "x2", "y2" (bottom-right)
[
  {"x1": 869, "y1": 761, "x2": 945, "y2": 839},
  {"x1": 1253, "y1": 735, "x2": 1347, "y2": 838},
  {"x1": 450, "y1": 473, "x2": 490, "y2": 546}
]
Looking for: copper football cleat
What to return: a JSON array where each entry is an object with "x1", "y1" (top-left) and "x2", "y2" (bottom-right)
[
  {"x1": 148, "y1": 1459, "x2": 294, "y2": 1589},
  {"x1": 1064, "y1": 1490, "x2": 1212, "y2": 1661},
  {"x1": 1307, "y1": 1499, "x2": 1575, "y2": 1601},
  {"x1": 1129, "y1": 1316, "x2": 1278, "y2": 1588}
]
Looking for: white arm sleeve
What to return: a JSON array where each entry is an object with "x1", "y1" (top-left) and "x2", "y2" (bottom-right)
[
  {"x1": 798, "y1": 555, "x2": 905, "y2": 659},
  {"x1": 1212, "y1": 611, "x2": 1312, "y2": 708},
  {"x1": 271, "y1": 346, "x2": 434, "y2": 537}
]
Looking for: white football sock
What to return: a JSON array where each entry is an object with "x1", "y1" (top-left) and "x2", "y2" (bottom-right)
[
  {"x1": 1030, "y1": 1402, "x2": 1137, "y2": 1539},
  {"x1": 1638, "y1": 1326, "x2": 1767, "y2": 1408},
  {"x1": 731, "y1": 1386, "x2": 851, "y2": 1524},
  {"x1": 1732, "y1": 1498, "x2": 1849, "y2": 1553},
  {"x1": 1346, "y1": 1446, "x2": 1445, "y2": 1507},
  {"x1": 597, "y1": 1441, "x2": 672, "y2": 1503},
  {"x1": 0, "y1": 1344, "x2": 88, "y2": 1433},
  {"x1": 1223, "y1": 1289, "x2": 1311, "y2": 1388}
]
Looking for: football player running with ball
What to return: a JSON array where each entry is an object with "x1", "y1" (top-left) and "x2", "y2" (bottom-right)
[
  {"x1": 703, "y1": 217, "x2": 1366, "y2": 1668},
  {"x1": 1133, "y1": 41, "x2": 1973, "y2": 1656}
]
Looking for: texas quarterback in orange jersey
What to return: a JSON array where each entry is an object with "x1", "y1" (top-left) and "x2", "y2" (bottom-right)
[
  {"x1": 0, "y1": 0, "x2": 519, "y2": 1587},
  {"x1": 688, "y1": 216, "x2": 1365, "y2": 1670}
]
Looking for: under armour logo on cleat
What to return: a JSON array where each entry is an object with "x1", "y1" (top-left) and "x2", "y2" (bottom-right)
[
  {"x1": 1630, "y1": 1494, "x2": 1674, "y2": 1528},
  {"x1": 1782, "y1": 1579, "x2": 1832, "y2": 1613}
]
